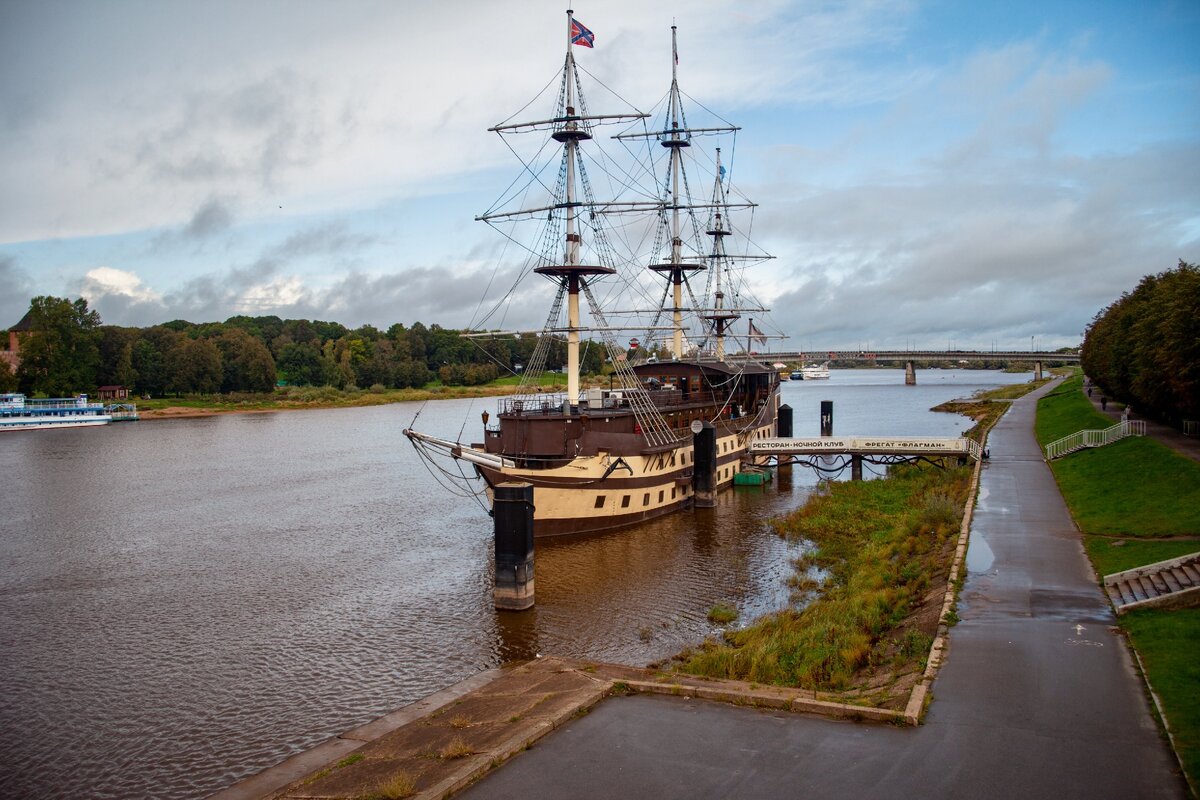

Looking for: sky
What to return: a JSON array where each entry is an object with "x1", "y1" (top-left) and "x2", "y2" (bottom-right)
[{"x1": 1, "y1": 0, "x2": 1197, "y2": 351}]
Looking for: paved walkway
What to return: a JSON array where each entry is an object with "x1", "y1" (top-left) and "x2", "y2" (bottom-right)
[
  {"x1": 1084, "y1": 378, "x2": 1200, "y2": 462},
  {"x1": 458, "y1": 379, "x2": 1189, "y2": 799}
]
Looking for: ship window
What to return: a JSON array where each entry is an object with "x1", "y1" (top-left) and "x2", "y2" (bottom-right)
[
  {"x1": 671, "y1": 488, "x2": 676, "y2": 500},
  {"x1": 658, "y1": 490, "x2": 664, "y2": 503},
  {"x1": 670, "y1": 455, "x2": 676, "y2": 467},
  {"x1": 621, "y1": 495, "x2": 631, "y2": 508},
  {"x1": 595, "y1": 496, "x2": 605, "y2": 508},
  {"x1": 643, "y1": 493, "x2": 650, "y2": 506}
]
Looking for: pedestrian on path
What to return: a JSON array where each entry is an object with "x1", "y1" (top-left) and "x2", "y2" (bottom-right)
[
  {"x1": 1088, "y1": 387, "x2": 1093, "y2": 398},
  {"x1": 1101, "y1": 396, "x2": 1108, "y2": 411}
]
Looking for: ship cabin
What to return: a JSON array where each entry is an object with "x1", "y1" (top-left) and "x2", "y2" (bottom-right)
[{"x1": 480, "y1": 360, "x2": 779, "y2": 467}]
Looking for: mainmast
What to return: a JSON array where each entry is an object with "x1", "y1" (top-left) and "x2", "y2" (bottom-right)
[
  {"x1": 614, "y1": 25, "x2": 746, "y2": 362},
  {"x1": 649, "y1": 25, "x2": 705, "y2": 360}
]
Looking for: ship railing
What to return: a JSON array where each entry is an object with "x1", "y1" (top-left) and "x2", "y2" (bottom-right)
[
  {"x1": 27, "y1": 397, "x2": 102, "y2": 410},
  {"x1": 500, "y1": 394, "x2": 569, "y2": 415},
  {"x1": 499, "y1": 388, "x2": 742, "y2": 415}
]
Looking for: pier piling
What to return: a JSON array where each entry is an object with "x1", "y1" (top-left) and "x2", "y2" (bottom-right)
[
  {"x1": 820, "y1": 401, "x2": 833, "y2": 437},
  {"x1": 493, "y1": 482, "x2": 535, "y2": 611},
  {"x1": 693, "y1": 422, "x2": 717, "y2": 507},
  {"x1": 777, "y1": 404, "x2": 793, "y2": 475}
]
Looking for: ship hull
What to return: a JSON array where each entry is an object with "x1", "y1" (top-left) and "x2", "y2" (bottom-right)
[
  {"x1": 0, "y1": 416, "x2": 112, "y2": 431},
  {"x1": 473, "y1": 402, "x2": 778, "y2": 537}
]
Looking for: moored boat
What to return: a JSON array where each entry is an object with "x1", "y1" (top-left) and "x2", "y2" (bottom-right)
[
  {"x1": 404, "y1": 13, "x2": 782, "y2": 536},
  {"x1": 0, "y1": 393, "x2": 113, "y2": 431}
]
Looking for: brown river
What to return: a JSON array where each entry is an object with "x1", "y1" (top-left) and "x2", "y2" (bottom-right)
[{"x1": 0, "y1": 370, "x2": 1029, "y2": 798}]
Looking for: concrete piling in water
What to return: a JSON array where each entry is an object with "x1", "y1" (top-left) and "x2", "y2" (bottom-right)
[
  {"x1": 1034, "y1": 361, "x2": 1043, "y2": 381},
  {"x1": 905, "y1": 360, "x2": 916, "y2": 385},
  {"x1": 820, "y1": 401, "x2": 833, "y2": 437},
  {"x1": 493, "y1": 482, "x2": 535, "y2": 611},
  {"x1": 692, "y1": 422, "x2": 717, "y2": 507},
  {"x1": 777, "y1": 404, "x2": 793, "y2": 475}
]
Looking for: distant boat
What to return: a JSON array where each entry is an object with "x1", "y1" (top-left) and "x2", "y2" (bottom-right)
[
  {"x1": 0, "y1": 393, "x2": 112, "y2": 431},
  {"x1": 799, "y1": 362, "x2": 831, "y2": 380}
]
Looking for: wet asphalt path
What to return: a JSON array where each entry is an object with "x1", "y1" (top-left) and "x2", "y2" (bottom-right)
[{"x1": 459, "y1": 380, "x2": 1188, "y2": 799}]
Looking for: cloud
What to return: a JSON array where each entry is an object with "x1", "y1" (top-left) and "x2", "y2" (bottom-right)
[
  {"x1": 76, "y1": 267, "x2": 166, "y2": 327},
  {"x1": 0, "y1": 254, "x2": 32, "y2": 326},
  {"x1": 758, "y1": 140, "x2": 1200, "y2": 349},
  {"x1": 182, "y1": 199, "x2": 234, "y2": 239}
]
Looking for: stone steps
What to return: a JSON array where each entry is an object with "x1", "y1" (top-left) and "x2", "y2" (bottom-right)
[{"x1": 1104, "y1": 552, "x2": 1200, "y2": 613}]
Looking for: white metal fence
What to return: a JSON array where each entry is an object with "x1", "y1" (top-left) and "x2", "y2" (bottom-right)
[{"x1": 1045, "y1": 420, "x2": 1146, "y2": 460}]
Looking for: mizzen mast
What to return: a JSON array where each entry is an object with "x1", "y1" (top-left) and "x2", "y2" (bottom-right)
[{"x1": 701, "y1": 148, "x2": 740, "y2": 361}]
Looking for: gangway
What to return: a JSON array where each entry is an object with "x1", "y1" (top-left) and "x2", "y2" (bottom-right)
[{"x1": 749, "y1": 435, "x2": 982, "y2": 462}]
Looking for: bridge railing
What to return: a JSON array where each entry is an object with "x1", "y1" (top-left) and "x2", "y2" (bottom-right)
[{"x1": 1045, "y1": 420, "x2": 1145, "y2": 460}]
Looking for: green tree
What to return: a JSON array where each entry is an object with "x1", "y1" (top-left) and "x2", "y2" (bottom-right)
[
  {"x1": 276, "y1": 342, "x2": 329, "y2": 386},
  {"x1": 0, "y1": 359, "x2": 16, "y2": 392},
  {"x1": 166, "y1": 336, "x2": 223, "y2": 394},
  {"x1": 1083, "y1": 261, "x2": 1200, "y2": 422},
  {"x1": 215, "y1": 328, "x2": 277, "y2": 392},
  {"x1": 15, "y1": 296, "x2": 102, "y2": 396},
  {"x1": 98, "y1": 326, "x2": 139, "y2": 389}
]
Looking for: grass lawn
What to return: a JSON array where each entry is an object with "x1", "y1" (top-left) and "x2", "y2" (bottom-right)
[
  {"x1": 1036, "y1": 370, "x2": 1200, "y2": 792},
  {"x1": 1121, "y1": 608, "x2": 1200, "y2": 791}
]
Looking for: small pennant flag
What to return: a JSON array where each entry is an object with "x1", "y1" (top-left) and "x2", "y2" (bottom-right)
[{"x1": 571, "y1": 18, "x2": 595, "y2": 48}]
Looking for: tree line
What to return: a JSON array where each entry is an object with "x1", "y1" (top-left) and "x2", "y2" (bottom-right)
[
  {"x1": 1081, "y1": 260, "x2": 1199, "y2": 424},
  {"x1": 1, "y1": 296, "x2": 606, "y2": 397}
]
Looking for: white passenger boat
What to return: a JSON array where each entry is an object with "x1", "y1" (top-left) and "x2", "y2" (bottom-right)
[{"x1": 0, "y1": 393, "x2": 112, "y2": 431}]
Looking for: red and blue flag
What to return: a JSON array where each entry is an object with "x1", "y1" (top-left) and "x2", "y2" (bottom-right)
[{"x1": 570, "y1": 18, "x2": 595, "y2": 48}]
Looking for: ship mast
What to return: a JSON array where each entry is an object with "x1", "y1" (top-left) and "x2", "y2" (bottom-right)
[
  {"x1": 701, "y1": 148, "x2": 739, "y2": 361},
  {"x1": 613, "y1": 25, "x2": 748, "y2": 362},
  {"x1": 652, "y1": 25, "x2": 705, "y2": 360}
]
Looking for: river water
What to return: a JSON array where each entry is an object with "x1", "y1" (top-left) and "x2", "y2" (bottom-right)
[{"x1": 0, "y1": 369, "x2": 1029, "y2": 798}]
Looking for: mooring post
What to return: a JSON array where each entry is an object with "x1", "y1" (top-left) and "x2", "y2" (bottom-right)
[
  {"x1": 493, "y1": 482, "x2": 535, "y2": 611},
  {"x1": 905, "y1": 360, "x2": 916, "y2": 385},
  {"x1": 1034, "y1": 360, "x2": 1043, "y2": 381},
  {"x1": 777, "y1": 404, "x2": 793, "y2": 475},
  {"x1": 851, "y1": 454, "x2": 863, "y2": 481},
  {"x1": 820, "y1": 400, "x2": 833, "y2": 437},
  {"x1": 692, "y1": 421, "x2": 717, "y2": 507}
]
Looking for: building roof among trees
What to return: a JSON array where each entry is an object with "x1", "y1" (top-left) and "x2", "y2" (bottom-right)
[{"x1": 8, "y1": 311, "x2": 33, "y2": 332}]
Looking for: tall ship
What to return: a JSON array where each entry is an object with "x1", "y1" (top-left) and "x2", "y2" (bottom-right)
[
  {"x1": 405, "y1": 12, "x2": 782, "y2": 536},
  {"x1": 0, "y1": 393, "x2": 112, "y2": 431}
]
